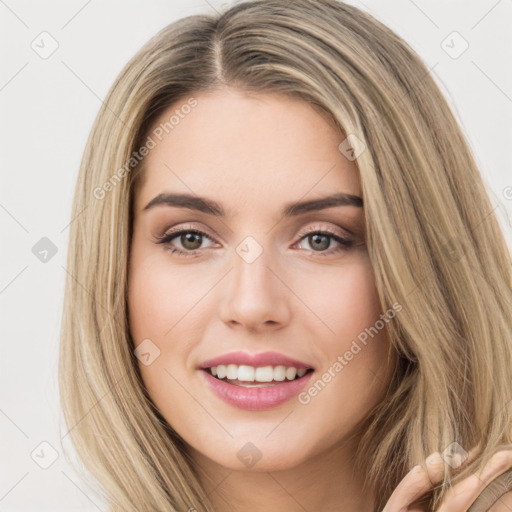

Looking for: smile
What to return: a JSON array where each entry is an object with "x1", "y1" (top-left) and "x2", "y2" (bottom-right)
[
  {"x1": 200, "y1": 366, "x2": 315, "y2": 410},
  {"x1": 209, "y1": 364, "x2": 309, "y2": 383}
]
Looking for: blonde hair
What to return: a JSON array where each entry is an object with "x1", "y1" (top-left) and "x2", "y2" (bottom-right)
[{"x1": 59, "y1": 0, "x2": 512, "y2": 510}]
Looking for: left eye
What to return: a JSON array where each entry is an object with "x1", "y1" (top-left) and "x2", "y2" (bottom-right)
[
  {"x1": 155, "y1": 227, "x2": 353, "y2": 257},
  {"x1": 295, "y1": 231, "x2": 352, "y2": 254}
]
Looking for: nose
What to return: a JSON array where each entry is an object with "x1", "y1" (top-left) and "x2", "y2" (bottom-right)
[{"x1": 218, "y1": 240, "x2": 291, "y2": 332}]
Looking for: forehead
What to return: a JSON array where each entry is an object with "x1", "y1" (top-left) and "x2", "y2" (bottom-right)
[{"x1": 134, "y1": 88, "x2": 361, "y2": 213}]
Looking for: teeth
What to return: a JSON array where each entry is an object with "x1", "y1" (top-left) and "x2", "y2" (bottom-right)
[
  {"x1": 226, "y1": 364, "x2": 238, "y2": 380},
  {"x1": 238, "y1": 365, "x2": 255, "y2": 381},
  {"x1": 208, "y1": 364, "x2": 310, "y2": 382},
  {"x1": 286, "y1": 367, "x2": 297, "y2": 380},
  {"x1": 216, "y1": 365, "x2": 227, "y2": 379},
  {"x1": 255, "y1": 366, "x2": 274, "y2": 382},
  {"x1": 273, "y1": 365, "x2": 286, "y2": 381}
]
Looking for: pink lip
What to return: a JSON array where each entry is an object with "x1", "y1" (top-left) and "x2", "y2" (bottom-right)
[
  {"x1": 199, "y1": 350, "x2": 314, "y2": 370},
  {"x1": 199, "y1": 368, "x2": 314, "y2": 410}
]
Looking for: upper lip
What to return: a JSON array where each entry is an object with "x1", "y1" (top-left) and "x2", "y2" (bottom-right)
[{"x1": 199, "y1": 351, "x2": 314, "y2": 370}]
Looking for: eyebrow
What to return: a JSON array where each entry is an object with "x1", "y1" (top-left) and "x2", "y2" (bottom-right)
[{"x1": 142, "y1": 192, "x2": 363, "y2": 217}]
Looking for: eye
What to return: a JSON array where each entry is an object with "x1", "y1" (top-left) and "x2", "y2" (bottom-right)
[
  {"x1": 154, "y1": 224, "x2": 355, "y2": 258},
  {"x1": 154, "y1": 225, "x2": 216, "y2": 258},
  {"x1": 294, "y1": 226, "x2": 354, "y2": 256}
]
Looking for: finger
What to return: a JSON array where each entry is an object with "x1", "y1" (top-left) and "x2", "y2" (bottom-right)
[
  {"x1": 382, "y1": 444, "x2": 483, "y2": 512},
  {"x1": 383, "y1": 452, "x2": 445, "y2": 512},
  {"x1": 436, "y1": 449, "x2": 512, "y2": 512}
]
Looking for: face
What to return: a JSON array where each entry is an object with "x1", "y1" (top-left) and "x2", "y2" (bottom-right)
[{"x1": 127, "y1": 87, "x2": 397, "y2": 474}]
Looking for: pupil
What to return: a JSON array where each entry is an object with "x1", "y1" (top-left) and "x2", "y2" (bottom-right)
[
  {"x1": 182, "y1": 233, "x2": 201, "y2": 250},
  {"x1": 310, "y1": 234, "x2": 329, "y2": 251}
]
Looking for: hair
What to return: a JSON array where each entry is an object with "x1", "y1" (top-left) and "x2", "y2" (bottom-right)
[{"x1": 59, "y1": 0, "x2": 512, "y2": 510}]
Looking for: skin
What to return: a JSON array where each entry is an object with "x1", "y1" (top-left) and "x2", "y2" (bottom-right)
[
  {"x1": 384, "y1": 448, "x2": 512, "y2": 511},
  {"x1": 126, "y1": 87, "x2": 512, "y2": 511}
]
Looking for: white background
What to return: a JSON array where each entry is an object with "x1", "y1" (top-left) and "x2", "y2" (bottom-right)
[{"x1": 1, "y1": 0, "x2": 511, "y2": 510}]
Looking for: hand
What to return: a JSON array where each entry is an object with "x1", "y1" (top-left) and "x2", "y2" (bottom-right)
[{"x1": 381, "y1": 446, "x2": 512, "y2": 511}]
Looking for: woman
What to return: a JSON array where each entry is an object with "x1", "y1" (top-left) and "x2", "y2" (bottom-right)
[{"x1": 59, "y1": 0, "x2": 512, "y2": 510}]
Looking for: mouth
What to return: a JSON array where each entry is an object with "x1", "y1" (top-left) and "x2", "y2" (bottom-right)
[
  {"x1": 200, "y1": 364, "x2": 315, "y2": 410},
  {"x1": 198, "y1": 351, "x2": 316, "y2": 409},
  {"x1": 203, "y1": 364, "x2": 315, "y2": 387}
]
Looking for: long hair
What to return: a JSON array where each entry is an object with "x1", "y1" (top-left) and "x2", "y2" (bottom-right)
[{"x1": 59, "y1": 1, "x2": 512, "y2": 510}]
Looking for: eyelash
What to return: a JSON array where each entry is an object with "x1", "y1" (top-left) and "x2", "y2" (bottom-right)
[{"x1": 154, "y1": 224, "x2": 354, "y2": 258}]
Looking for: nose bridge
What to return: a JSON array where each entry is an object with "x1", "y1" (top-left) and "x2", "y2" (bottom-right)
[
  {"x1": 219, "y1": 233, "x2": 291, "y2": 329},
  {"x1": 232, "y1": 234, "x2": 276, "y2": 297}
]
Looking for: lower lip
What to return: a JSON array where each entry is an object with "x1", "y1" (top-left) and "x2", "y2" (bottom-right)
[{"x1": 200, "y1": 369, "x2": 314, "y2": 410}]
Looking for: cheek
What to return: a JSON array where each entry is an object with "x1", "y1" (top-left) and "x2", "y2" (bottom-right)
[
  {"x1": 331, "y1": 259, "x2": 390, "y2": 367},
  {"x1": 339, "y1": 261, "x2": 383, "y2": 336},
  {"x1": 127, "y1": 249, "x2": 193, "y2": 413},
  {"x1": 297, "y1": 255, "x2": 383, "y2": 343},
  {"x1": 305, "y1": 257, "x2": 392, "y2": 393},
  {"x1": 127, "y1": 244, "x2": 212, "y2": 394},
  {"x1": 127, "y1": 244, "x2": 204, "y2": 343},
  {"x1": 296, "y1": 260, "x2": 393, "y2": 438}
]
